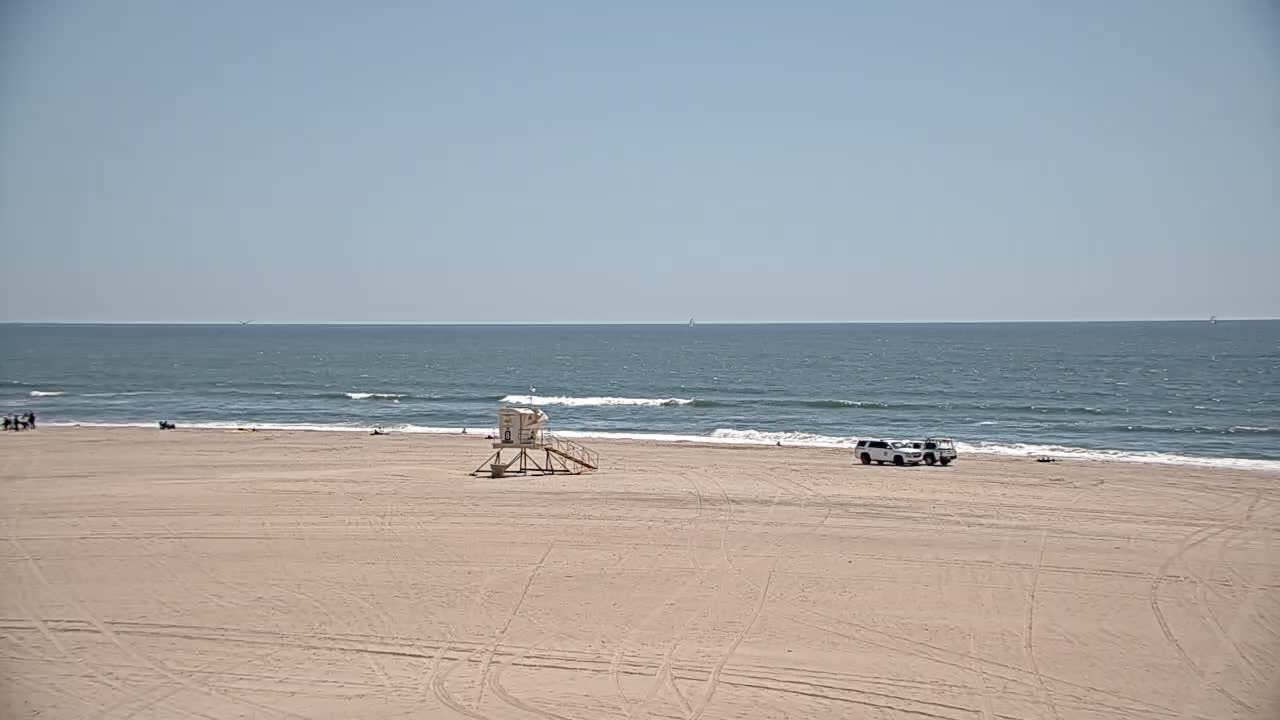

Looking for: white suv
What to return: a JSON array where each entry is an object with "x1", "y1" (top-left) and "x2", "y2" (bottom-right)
[
  {"x1": 906, "y1": 438, "x2": 957, "y2": 466},
  {"x1": 854, "y1": 439, "x2": 923, "y2": 466}
]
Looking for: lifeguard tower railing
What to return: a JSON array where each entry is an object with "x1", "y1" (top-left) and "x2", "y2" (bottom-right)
[{"x1": 539, "y1": 431, "x2": 599, "y2": 471}]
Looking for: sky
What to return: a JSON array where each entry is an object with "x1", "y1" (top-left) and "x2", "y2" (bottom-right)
[{"x1": 1, "y1": 1, "x2": 1277, "y2": 323}]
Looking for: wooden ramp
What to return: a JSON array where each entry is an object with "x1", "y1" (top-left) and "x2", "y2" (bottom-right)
[{"x1": 542, "y1": 433, "x2": 598, "y2": 471}]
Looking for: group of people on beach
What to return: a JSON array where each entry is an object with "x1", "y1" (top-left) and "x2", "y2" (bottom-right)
[{"x1": 4, "y1": 412, "x2": 37, "y2": 431}]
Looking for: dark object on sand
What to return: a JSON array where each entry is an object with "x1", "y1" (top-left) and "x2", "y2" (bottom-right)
[
  {"x1": 25, "y1": 412, "x2": 36, "y2": 429},
  {"x1": 2, "y1": 417, "x2": 9, "y2": 431},
  {"x1": 1036, "y1": 456, "x2": 1059, "y2": 463},
  {"x1": 158, "y1": 420, "x2": 176, "y2": 430},
  {"x1": 371, "y1": 428, "x2": 389, "y2": 436}
]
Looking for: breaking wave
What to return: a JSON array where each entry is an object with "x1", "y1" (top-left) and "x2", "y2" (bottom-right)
[
  {"x1": 500, "y1": 395, "x2": 696, "y2": 407},
  {"x1": 29, "y1": 390, "x2": 65, "y2": 397},
  {"x1": 345, "y1": 392, "x2": 406, "y2": 400},
  {"x1": 953, "y1": 441, "x2": 1280, "y2": 471},
  {"x1": 81, "y1": 391, "x2": 172, "y2": 398},
  {"x1": 789, "y1": 399, "x2": 892, "y2": 409}
]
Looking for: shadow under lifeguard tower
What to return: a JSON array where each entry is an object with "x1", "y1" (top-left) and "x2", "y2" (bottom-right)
[{"x1": 472, "y1": 407, "x2": 599, "y2": 478}]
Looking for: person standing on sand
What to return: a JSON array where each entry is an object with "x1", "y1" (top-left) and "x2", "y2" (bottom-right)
[{"x1": 26, "y1": 412, "x2": 36, "y2": 429}]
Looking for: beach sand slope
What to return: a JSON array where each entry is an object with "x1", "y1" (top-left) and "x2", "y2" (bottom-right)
[{"x1": 2, "y1": 428, "x2": 1278, "y2": 718}]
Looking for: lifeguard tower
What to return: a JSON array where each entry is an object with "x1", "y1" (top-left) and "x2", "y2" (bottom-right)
[{"x1": 472, "y1": 407, "x2": 599, "y2": 478}]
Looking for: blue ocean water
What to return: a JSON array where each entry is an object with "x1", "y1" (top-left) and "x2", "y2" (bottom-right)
[{"x1": 2, "y1": 322, "x2": 1277, "y2": 469}]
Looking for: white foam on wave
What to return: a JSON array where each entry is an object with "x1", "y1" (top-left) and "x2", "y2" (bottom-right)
[
  {"x1": 345, "y1": 392, "x2": 405, "y2": 400},
  {"x1": 29, "y1": 391, "x2": 65, "y2": 397},
  {"x1": 706, "y1": 428, "x2": 856, "y2": 447},
  {"x1": 39, "y1": 421, "x2": 1280, "y2": 471},
  {"x1": 501, "y1": 395, "x2": 694, "y2": 407},
  {"x1": 952, "y1": 440, "x2": 1280, "y2": 471}
]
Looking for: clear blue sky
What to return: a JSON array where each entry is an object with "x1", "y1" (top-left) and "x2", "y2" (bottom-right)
[{"x1": 1, "y1": 1, "x2": 1277, "y2": 323}]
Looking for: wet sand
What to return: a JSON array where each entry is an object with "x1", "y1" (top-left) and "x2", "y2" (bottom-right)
[{"x1": 2, "y1": 428, "x2": 1278, "y2": 719}]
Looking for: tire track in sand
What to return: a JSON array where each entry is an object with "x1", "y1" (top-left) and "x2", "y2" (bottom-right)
[
  {"x1": 475, "y1": 540, "x2": 555, "y2": 708},
  {"x1": 1023, "y1": 530, "x2": 1061, "y2": 720},
  {"x1": 1150, "y1": 492, "x2": 1259, "y2": 716},
  {"x1": 683, "y1": 470, "x2": 830, "y2": 719},
  {"x1": 610, "y1": 468, "x2": 741, "y2": 718},
  {"x1": 8, "y1": 532, "x2": 311, "y2": 720},
  {"x1": 3, "y1": 520, "x2": 218, "y2": 720}
]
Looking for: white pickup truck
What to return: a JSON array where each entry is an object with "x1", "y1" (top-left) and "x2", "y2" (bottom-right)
[
  {"x1": 906, "y1": 438, "x2": 957, "y2": 466},
  {"x1": 854, "y1": 439, "x2": 924, "y2": 466}
]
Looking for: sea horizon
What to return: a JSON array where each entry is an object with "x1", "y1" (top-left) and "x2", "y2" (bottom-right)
[{"x1": 3, "y1": 318, "x2": 1277, "y2": 326}]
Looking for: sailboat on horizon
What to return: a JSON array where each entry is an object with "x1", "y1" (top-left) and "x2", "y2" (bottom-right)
[{"x1": 688, "y1": 317, "x2": 695, "y2": 328}]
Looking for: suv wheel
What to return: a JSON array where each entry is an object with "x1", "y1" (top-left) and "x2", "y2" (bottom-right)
[
  {"x1": 939, "y1": 457, "x2": 951, "y2": 466},
  {"x1": 924, "y1": 454, "x2": 936, "y2": 465},
  {"x1": 893, "y1": 455, "x2": 905, "y2": 466},
  {"x1": 860, "y1": 453, "x2": 871, "y2": 465}
]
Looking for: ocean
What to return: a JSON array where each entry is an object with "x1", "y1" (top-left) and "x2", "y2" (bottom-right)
[{"x1": 2, "y1": 322, "x2": 1277, "y2": 470}]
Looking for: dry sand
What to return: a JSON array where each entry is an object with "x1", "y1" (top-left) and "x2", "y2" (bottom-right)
[{"x1": 2, "y1": 428, "x2": 1278, "y2": 719}]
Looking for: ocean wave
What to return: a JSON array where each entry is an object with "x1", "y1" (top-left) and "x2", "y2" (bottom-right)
[
  {"x1": 345, "y1": 392, "x2": 406, "y2": 400},
  {"x1": 1099, "y1": 423, "x2": 1280, "y2": 436},
  {"x1": 791, "y1": 399, "x2": 891, "y2": 409},
  {"x1": 29, "y1": 390, "x2": 65, "y2": 397},
  {"x1": 748, "y1": 399, "x2": 1113, "y2": 414},
  {"x1": 708, "y1": 428, "x2": 857, "y2": 447},
  {"x1": 500, "y1": 395, "x2": 696, "y2": 407},
  {"x1": 953, "y1": 441, "x2": 1280, "y2": 471},
  {"x1": 38, "y1": 421, "x2": 1280, "y2": 470},
  {"x1": 81, "y1": 391, "x2": 172, "y2": 398}
]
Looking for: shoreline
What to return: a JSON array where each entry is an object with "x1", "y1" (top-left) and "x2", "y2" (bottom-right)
[{"x1": 30, "y1": 421, "x2": 1280, "y2": 473}]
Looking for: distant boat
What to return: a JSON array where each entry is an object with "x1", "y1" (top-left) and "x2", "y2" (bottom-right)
[
  {"x1": 688, "y1": 317, "x2": 695, "y2": 328},
  {"x1": 1209, "y1": 315, "x2": 1217, "y2": 324},
  {"x1": 239, "y1": 320, "x2": 253, "y2": 325}
]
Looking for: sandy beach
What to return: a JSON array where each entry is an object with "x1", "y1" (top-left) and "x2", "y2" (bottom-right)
[{"x1": 2, "y1": 428, "x2": 1277, "y2": 719}]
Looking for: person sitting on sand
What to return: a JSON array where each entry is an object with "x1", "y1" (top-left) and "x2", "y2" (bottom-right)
[{"x1": 2, "y1": 417, "x2": 9, "y2": 431}]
